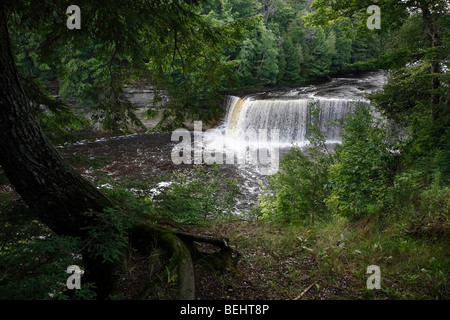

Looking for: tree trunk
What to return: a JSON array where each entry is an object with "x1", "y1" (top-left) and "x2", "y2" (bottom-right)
[
  {"x1": 0, "y1": 4, "x2": 115, "y2": 298},
  {"x1": 0, "y1": 4, "x2": 114, "y2": 238},
  {"x1": 0, "y1": 4, "x2": 241, "y2": 300},
  {"x1": 419, "y1": 5, "x2": 448, "y2": 140},
  {"x1": 421, "y1": 7, "x2": 442, "y2": 109}
]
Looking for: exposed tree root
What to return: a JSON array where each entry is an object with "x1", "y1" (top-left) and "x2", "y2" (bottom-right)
[
  {"x1": 159, "y1": 232, "x2": 195, "y2": 299},
  {"x1": 128, "y1": 222, "x2": 240, "y2": 300},
  {"x1": 175, "y1": 231, "x2": 241, "y2": 271}
]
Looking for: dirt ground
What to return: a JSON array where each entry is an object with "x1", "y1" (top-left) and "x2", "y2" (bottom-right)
[{"x1": 187, "y1": 222, "x2": 353, "y2": 300}]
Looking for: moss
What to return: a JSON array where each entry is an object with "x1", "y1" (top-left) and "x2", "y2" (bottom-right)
[{"x1": 160, "y1": 232, "x2": 195, "y2": 299}]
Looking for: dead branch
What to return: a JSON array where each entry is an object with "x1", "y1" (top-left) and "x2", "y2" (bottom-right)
[{"x1": 294, "y1": 281, "x2": 318, "y2": 300}]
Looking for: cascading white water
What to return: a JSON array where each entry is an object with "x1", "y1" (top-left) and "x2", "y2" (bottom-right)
[
  {"x1": 201, "y1": 71, "x2": 385, "y2": 176},
  {"x1": 221, "y1": 95, "x2": 366, "y2": 146}
]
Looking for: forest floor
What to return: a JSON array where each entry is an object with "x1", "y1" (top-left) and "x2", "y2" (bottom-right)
[
  {"x1": 115, "y1": 220, "x2": 353, "y2": 300},
  {"x1": 1, "y1": 176, "x2": 448, "y2": 301},
  {"x1": 190, "y1": 221, "x2": 332, "y2": 300},
  {"x1": 1, "y1": 127, "x2": 448, "y2": 300},
  {"x1": 184, "y1": 219, "x2": 449, "y2": 300}
]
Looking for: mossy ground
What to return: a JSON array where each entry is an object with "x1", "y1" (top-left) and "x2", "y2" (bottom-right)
[{"x1": 187, "y1": 218, "x2": 448, "y2": 300}]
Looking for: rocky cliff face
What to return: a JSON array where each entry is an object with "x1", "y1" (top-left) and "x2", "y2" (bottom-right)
[{"x1": 122, "y1": 85, "x2": 168, "y2": 108}]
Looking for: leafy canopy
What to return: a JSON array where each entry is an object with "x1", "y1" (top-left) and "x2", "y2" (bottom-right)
[{"x1": 7, "y1": 0, "x2": 250, "y2": 133}]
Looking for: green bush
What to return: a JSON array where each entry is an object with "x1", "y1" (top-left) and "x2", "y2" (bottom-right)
[
  {"x1": 0, "y1": 196, "x2": 96, "y2": 300},
  {"x1": 258, "y1": 101, "x2": 332, "y2": 224},
  {"x1": 97, "y1": 164, "x2": 240, "y2": 224},
  {"x1": 407, "y1": 178, "x2": 450, "y2": 239},
  {"x1": 152, "y1": 165, "x2": 240, "y2": 223},
  {"x1": 82, "y1": 207, "x2": 135, "y2": 264},
  {"x1": 325, "y1": 104, "x2": 396, "y2": 219},
  {"x1": 258, "y1": 146, "x2": 331, "y2": 224}
]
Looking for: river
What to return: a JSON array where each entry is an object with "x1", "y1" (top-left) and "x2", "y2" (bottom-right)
[{"x1": 59, "y1": 70, "x2": 386, "y2": 216}]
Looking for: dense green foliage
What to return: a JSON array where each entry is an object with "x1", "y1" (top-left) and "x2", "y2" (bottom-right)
[
  {"x1": 258, "y1": 0, "x2": 449, "y2": 223},
  {"x1": 326, "y1": 105, "x2": 397, "y2": 218},
  {"x1": 1, "y1": 0, "x2": 448, "y2": 300},
  {"x1": 259, "y1": 103, "x2": 398, "y2": 222},
  {"x1": 259, "y1": 101, "x2": 332, "y2": 223},
  {"x1": 0, "y1": 195, "x2": 95, "y2": 299},
  {"x1": 0, "y1": 163, "x2": 239, "y2": 298},
  {"x1": 202, "y1": 0, "x2": 381, "y2": 85},
  {"x1": 256, "y1": 3, "x2": 448, "y2": 300},
  {"x1": 8, "y1": 0, "x2": 383, "y2": 135}
]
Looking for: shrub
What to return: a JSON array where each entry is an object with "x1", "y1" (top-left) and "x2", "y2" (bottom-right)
[
  {"x1": 258, "y1": 146, "x2": 331, "y2": 224},
  {"x1": 258, "y1": 101, "x2": 332, "y2": 224},
  {"x1": 325, "y1": 104, "x2": 397, "y2": 219},
  {"x1": 152, "y1": 165, "x2": 240, "y2": 223},
  {"x1": 0, "y1": 196, "x2": 96, "y2": 299},
  {"x1": 407, "y1": 178, "x2": 450, "y2": 239}
]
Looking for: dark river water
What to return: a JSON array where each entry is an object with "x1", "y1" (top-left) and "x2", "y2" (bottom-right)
[
  {"x1": 58, "y1": 132, "x2": 268, "y2": 215},
  {"x1": 57, "y1": 70, "x2": 386, "y2": 216}
]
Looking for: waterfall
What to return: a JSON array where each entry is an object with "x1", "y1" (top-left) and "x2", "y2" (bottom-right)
[
  {"x1": 202, "y1": 71, "x2": 385, "y2": 174},
  {"x1": 221, "y1": 95, "x2": 366, "y2": 146}
]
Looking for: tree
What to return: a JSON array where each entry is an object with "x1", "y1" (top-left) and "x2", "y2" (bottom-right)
[
  {"x1": 326, "y1": 105, "x2": 396, "y2": 218},
  {"x1": 255, "y1": 23, "x2": 279, "y2": 83},
  {"x1": 281, "y1": 39, "x2": 302, "y2": 82},
  {"x1": 306, "y1": 0, "x2": 449, "y2": 185},
  {"x1": 0, "y1": 1, "x2": 241, "y2": 299},
  {"x1": 305, "y1": 26, "x2": 332, "y2": 77},
  {"x1": 236, "y1": 38, "x2": 259, "y2": 86},
  {"x1": 305, "y1": 0, "x2": 449, "y2": 119},
  {"x1": 328, "y1": 24, "x2": 352, "y2": 74},
  {"x1": 0, "y1": 4, "x2": 116, "y2": 296}
]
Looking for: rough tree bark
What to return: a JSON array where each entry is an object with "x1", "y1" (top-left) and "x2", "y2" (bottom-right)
[
  {"x1": 130, "y1": 223, "x2": 240, "y2": 300},
  {"x1": 419, "y1": 4, "x2": 449, "y2": 141},
  {"x1": 0, "y1": 3, "x2": 239, "y2": 299},
  {"x1": 421, "y1": 6, "x2": 442, "y2": 108},
  {"x1": 0, "y1": 3, "x2": 119, "y2": 298},
  {"x1": 0, "y1": 6, "x2": 113, "y2": 239}
]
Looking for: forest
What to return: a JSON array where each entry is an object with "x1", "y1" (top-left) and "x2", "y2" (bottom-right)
[{"x1": 0, "y1": 0, "x2": 448, "y2": 303}]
